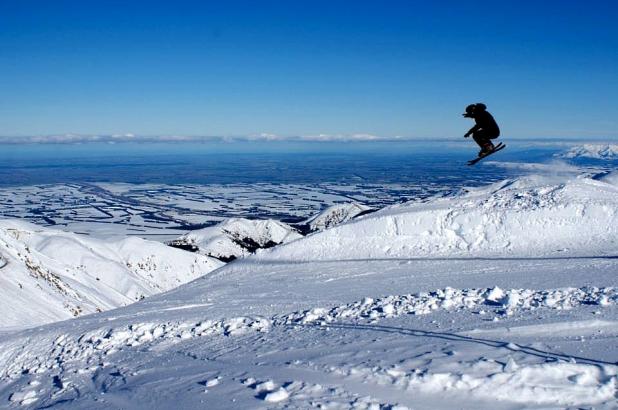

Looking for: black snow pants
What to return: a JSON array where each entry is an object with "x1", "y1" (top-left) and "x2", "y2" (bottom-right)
[{"x1": 472, "y1": 129, "x2": 499, "y2": 149}]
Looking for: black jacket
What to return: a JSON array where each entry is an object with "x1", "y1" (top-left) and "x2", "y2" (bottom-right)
[{"x1": 470, "y1": 111, "x2": 500, "y2": 136}]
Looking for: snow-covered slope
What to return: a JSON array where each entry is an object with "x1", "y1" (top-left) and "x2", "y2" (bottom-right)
[
  {"x1": 168, "y1": 218, "x2": 302, "y2": 261},
  {"x1": 0, "y1": 220, "x2": 223, "y2": 329},
  {"x1": 259, "y1": 175, "x2": 618, "y2": 261},
  {"x1": 558, "y1": 143, "x2": 618, "y2": 159},
  {"x1": 302, "y1": 202, "x2": 374, "y2": 232},
  {"x1": 1, "y1": 174, "x2": 618, "y2": 409}
]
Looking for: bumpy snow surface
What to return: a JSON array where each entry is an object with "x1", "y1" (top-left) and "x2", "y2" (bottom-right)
[
  {"x1": 0, "y1": 220, "x2": 223, "y2": 329},
  {"x1": 558, "y1": 144, "x2": 618, "y2": 160},
  {"x1": 0, "y1": 174, "x2": 617, "y2": 409},
  {"x1": 169, "y1": 218, "x2": 302, "y2": 261}
]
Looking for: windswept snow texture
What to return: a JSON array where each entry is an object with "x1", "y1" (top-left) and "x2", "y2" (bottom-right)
[
  {"x1": 304, "y1": 202, "x2": 374, "y2": 232},
  {"x1": 168, "y1": 218, "x2": 302, "y2": 261},
  {"x1": 558, "y1": 144, "x2": 618, "y2": 160},
  {"x1": 260, "y1": 175, "x2": 618, "y2": 261},
  {"x1": 0, "y1": 173, "x2": 618, "y2": 409},
  {"x1": 0, "y1": 220, "x2": 223, "y2": 329}
]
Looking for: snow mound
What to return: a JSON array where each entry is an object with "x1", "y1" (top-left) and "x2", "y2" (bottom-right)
[
  {"x1": 169, "y1": 218, "x2": 302, "y2": 261},
  {"x1": 258, "y1": 175, "x2": 618, "y2": 260},
  {"x1": 303, "y1": 202, "x2": 374, "y2": 232},
  {"x1": 283, "y1": 286, "x2": 616, "y2": 324},
  {"x1": 0, "y1": 220, "x2": 223, "y2": 329},
  {"x1": 557, "y1": 144, "x2": 618, "y2": 160},
  {"x1": 322, "y1": 360, "x2": 617, "y2": 407}
]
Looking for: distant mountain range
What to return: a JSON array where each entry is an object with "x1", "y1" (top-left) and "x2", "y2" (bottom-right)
[{"x1": 557, "y1": 144, "x2": 618, "y2": 159}]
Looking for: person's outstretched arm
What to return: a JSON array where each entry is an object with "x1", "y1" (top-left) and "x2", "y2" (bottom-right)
[{"x1": 464, "y1": 124, "x2": 480, "y2": 137}]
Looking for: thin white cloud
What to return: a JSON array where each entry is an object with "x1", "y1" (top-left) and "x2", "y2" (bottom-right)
[
  {"x1": 0, "y1": 133, "x2": 422, "y2": 144},
  {"x1": 294, "y1": 133, "x2": 396, "y2": 142},
  {"x1": 484, "y1": 160, "x2": 610, "y2": 182},
  {"x1": 484, "y1": 160, "x2": 583, "y2": 174}
]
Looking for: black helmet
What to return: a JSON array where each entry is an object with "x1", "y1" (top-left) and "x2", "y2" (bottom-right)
[
  {"x1": 462, "y1": 103, "x2": 487, "y2": 117},
  {"x1": 463, "y1": 104, "x2": 476, "y2": 118}
]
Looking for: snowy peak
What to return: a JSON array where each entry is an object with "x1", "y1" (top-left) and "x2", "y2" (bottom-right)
[
  {"x1": 259, "y1": 175, "x2": 618, "y2": 261},
  {"x1": 0, "y1": 220, "x2": 223, "y2": 329},
  {"x1": 169, "y1": 218, "x2": 302, "y2": 262},
  {"x1": 168, "y1": 204, "x2": 374, "y2": 260},
  {"x1": 557, "y1": 144, "x2": 618, "y2": 160},
  {"x1": 303, "y1": 203, "x2": 374, "y2": 232}
]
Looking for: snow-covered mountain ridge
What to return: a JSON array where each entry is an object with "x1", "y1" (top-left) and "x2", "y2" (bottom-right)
[
  {"x1": 558, "y1": 144, "x2": 618, "y2": 160},
  {"x1": 301, "y1": 202, "x2": 374, "y2": 233},
  {"x1": 167, "y1": 205, "x2": 376, "y2": 262},
  {"x1": 168, "y1": 218, "x2": 302, "y2": 261},
  {"x1": 0, "y1": 220, "x2": 223, "y2": 329},
  {"x1": 258, "y1": 174, "x2": 618, "y2": 261}
]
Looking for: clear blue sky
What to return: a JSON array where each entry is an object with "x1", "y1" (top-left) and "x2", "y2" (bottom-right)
[{"x1": 1, "y1": 0, "x2": 617, "y2": 139}]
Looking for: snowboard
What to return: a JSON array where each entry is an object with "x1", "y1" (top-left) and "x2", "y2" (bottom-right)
[{"x1": 467, "y1": 142, "x2": 506, "y2": 166}]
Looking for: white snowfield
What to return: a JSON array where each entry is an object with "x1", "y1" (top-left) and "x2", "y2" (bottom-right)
[
  {"x1": 0, "y1": 220, "x2": 223, "y2": 329},
  {"x1": 259, "y1": 174, "x2": 618, "y2": 261},
  {"x1": 0, "y1": 173, "x2": 618, "y2": 409},
  {"x1": 558, "y1": 143, "x2": 618, "y2": 160},
  {"x1": 304, "y1": 202, "x2": 374, "y2": 232},
  {"x1": 170, "y1": 217, "x2": 302, "y2": 261}
]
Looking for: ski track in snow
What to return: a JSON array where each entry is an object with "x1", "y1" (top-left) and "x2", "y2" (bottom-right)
[{"x1": 2, "y1": 285, "x2": 617, "y2": 407}]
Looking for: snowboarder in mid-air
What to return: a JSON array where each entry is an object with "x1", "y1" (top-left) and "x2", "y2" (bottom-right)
[{"x1": 462, "y1": 103, "x2": 504, "y2": 164}]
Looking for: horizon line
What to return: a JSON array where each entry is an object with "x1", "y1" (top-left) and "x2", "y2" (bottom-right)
[{"x1": 1, "y1": 134, "x2": 617, "y2": 145}]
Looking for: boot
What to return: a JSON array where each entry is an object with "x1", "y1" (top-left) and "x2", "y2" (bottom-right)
[{"x1": 478, "y1": 143, "x2": 495, "y2": 157}]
